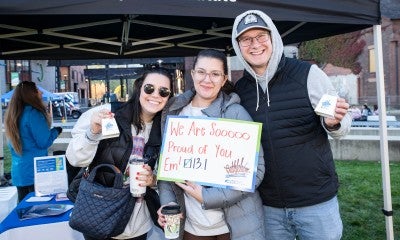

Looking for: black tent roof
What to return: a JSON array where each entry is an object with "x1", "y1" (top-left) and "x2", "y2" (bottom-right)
[{"x1": 0, "y1": 0, "x2": 381, "y2": 60}]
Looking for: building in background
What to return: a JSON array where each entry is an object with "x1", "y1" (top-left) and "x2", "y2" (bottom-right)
[{"x1": 2, "y1": 60, "x2": 57, "y2": 93}]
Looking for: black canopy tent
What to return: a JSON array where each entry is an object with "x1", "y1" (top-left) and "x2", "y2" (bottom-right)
[
  {"x1": 0, "y1": 1, "x2": 395, "y2": 239},
  {"x1": 0, "y1": 0, "x2": 380, "y2": 60}
]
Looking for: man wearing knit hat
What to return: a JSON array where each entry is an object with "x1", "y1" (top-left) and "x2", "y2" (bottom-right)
[{"x1": 232, "y1": 10, "x2": 351, "y2": 240}]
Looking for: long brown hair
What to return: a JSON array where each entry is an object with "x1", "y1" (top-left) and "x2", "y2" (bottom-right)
[{"x1": 4, "y1": 81, "x2": 50, "y2": 154}]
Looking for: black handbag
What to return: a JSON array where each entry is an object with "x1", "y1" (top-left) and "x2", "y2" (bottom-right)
[
  {"x1": 69, "y1": 163, "x2": 135, "y2": 239},
  {"x1": 66, "y1": 167, "x2": 86, "y2": 203}
]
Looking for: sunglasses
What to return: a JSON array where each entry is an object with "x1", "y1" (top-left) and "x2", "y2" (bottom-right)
[{"x1": 143, "y1": 84, "x2": 171, "y2": 98}]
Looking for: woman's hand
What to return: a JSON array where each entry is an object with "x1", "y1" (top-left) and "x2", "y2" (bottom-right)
[
  {"x1": 175, "y1": 181, "x2": 203, "y2": 203},
  {"x1": 135, "y1": 164, "x2": 156, "y2": 187},
  {"x1": 157, "y1": 205, "x2": 168, "y2": 228},
  {"x1": 90, "y1": 109, "x2": 114, "y2": 134},
  {"x1": 157, "y1": 203, "x2": 182, "y2": 228}
]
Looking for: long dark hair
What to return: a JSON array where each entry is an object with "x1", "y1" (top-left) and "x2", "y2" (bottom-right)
[
  {"x1": 128, "y1": 68, "x2": 173, "y2": 134},
  {"x1": 192, "y1": 49, "x2": 233, "y2": 94},
  {"x1": 4, "y1": 81, "x2": 50, "y2": 154}
]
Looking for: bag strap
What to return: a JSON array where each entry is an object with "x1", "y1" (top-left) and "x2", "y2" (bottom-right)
[{"x1": 86, "y1": 164, "x2": 123, "y2": 188}]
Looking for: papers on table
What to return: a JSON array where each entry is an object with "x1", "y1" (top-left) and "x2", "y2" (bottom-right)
[
  {"x1": 26, "y1": 196, "x2": 53, "y2": 202},
  {"x1": 33, "y1": 155, "x2": 68, "y2": 197},
  {"x1": 16, "y1": 204, "x2": 73, "y2": 220}
]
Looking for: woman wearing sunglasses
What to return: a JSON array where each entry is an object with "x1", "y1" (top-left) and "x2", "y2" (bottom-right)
[
  {"x1": 66, "y1": 68, "x2": 173, "y2": 240},
  {"x1": 157, "y1": 49, "x2": 265, "y2": 240}
]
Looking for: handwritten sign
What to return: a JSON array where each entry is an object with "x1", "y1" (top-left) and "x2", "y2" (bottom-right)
[{"x1": 157, "y1": 116, "x2": 262, "y2": 192}]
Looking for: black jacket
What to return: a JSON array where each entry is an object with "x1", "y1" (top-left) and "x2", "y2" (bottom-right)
[
  {"x1": 90, "y1": 101, "x2": 161, "y2": 182},
  {"x1": 68, "y1": 100, "x2": 161, "y2": 226}
]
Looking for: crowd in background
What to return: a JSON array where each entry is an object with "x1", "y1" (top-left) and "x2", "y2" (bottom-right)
[{"x1": 349, "y1": 104, "x2": 379, "y2": 121}]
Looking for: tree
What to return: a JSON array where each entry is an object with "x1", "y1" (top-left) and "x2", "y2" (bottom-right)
[{"x1": 299, "y1": 31, "x2": 365, "y2": 74}]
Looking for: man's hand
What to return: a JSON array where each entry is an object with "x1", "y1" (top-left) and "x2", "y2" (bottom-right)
[{"x1": 324, "y1": 97, "x2": 349, "y2": 129}]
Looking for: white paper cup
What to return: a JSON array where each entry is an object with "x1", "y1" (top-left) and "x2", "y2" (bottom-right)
[
  {"x1": 161, "y1": 205, "x2": 181, "y2": 239},
  {"x1": 129, "y1": 158, "x2": 146, "y2": 197},
  {"x1": 314, "y1": 93, "x2": 338, "y2": 118}
]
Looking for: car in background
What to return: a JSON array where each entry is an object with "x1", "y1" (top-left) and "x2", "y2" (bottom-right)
[{"x1": 52, "y1": 92, "x2": 82, "y2": 119}]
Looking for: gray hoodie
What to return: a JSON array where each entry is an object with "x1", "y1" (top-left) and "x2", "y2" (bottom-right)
[{"x1": 231, "y1": 10, "x2": 351, "y2": 138}]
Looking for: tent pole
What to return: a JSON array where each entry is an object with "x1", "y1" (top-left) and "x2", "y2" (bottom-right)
[
  {"x1": 0, "y1": 61, "x2": 5, "y2": 186},
  {"x1": 373, "y1": 24, "x2": 394, "y2": 240},
  {"x1": 227, "y1": 53, "x2": 231, "y2": 82},
  {"x1": 0, "y1": 89, "x2": 3, "y2": 184}
]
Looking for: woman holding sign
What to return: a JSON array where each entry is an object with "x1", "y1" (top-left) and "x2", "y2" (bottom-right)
[
  {"x1": 66, "y1": 68, "x2": 173, "y2": 240},
  {"x1": 157, "y1": 49, "x2": 266, "y2": 240}
]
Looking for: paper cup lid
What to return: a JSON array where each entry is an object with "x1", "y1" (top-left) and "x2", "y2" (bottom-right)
[
  {"x1": 129, "y1": 158, "x2": 148, "y2": 164},
  {"x1": 161, "y1": 205, "x2": 181, "y2": 215}
]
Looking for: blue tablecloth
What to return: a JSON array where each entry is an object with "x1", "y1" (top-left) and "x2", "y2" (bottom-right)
[
  {"x1": 0, "y1": 192, "x2": 73, "y2": 234},
  {"x1": 0, "y1": 192, "x2": 162, "y2": 240}
]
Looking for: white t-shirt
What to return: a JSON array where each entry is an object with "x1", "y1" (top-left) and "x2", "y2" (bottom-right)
[
  {"x1": 114, "y1": 121, "x2": 153, "y2": 239},
  {"x1": 179, "y1": 103, "x2": 229, "y2": 236}
]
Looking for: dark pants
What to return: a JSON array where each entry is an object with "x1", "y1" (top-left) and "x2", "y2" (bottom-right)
[
  {"x1": 83, "y1": 233, "x2": 147, "y2": 240},
  {"x1": 17, "y1": 185, "x2": 34, "y2": 202},
  {"x1": 183, "y1": 231, "x2": 230, "y2": 240}
]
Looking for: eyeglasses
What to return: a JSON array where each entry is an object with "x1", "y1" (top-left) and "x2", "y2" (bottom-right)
[
  {"x1": 238, "y1": 33, "x2": 270, "y2": 47},
  {"x1": 192, "y1": 69, "x2": 225, "y2": 82},
  {"x1": 143, "y1": 84, "x2": 171, "y2": 98}
]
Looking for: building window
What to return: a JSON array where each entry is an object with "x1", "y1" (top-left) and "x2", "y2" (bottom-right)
[
  {"x1": 6, "y1": 60, "x2": 31, "y2": 87},
  {"x1": 368, "y1": 46, "x2": 376, "y2": 73}
]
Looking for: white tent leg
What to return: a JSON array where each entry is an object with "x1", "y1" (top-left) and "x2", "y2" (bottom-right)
[
  {"x1": 374, "y1": 24, "x2": 394, "y2": 240},
  {"x1": 0, "y1": 63, "x2": 4, "y2": 185},
  {"x1": 0, "y1": 95, "x2": 4, "y2": 185}
]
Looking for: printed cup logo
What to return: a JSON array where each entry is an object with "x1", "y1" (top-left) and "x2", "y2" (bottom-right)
[
  {"x1": 132, "y1": 136, "x2": 145, "y2": 158},
  {"x1": 314, "y1": 93, "x2": 338, "y2": 119},
  {"x1": 161, "y1": 205, "x2": 181, "y2": 239},
  {"x1": 105, "y1": 122, "x2": 113, "y2": 130},
  {"x1": 101, "y1": 118, "x2": 120, "y2": 138}
]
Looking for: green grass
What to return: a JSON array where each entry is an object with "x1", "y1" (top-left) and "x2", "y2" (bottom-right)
[
  {"x1": 3, "y1": 146, "x2": 11, "y2": 174},
  {"x1": 336, "y1": 160, "x2": 400, "y2": 240},
  {"x1": 2, "y1": 148, "x2": 399, "y2": 239}
]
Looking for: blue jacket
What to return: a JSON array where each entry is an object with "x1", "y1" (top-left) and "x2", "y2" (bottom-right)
[{"x1": 9, "y1": 105, "x2": 59, "y2": 186}]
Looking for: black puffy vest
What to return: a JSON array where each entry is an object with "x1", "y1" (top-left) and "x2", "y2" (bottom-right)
[{"x1": 235, "y1": 57, "x2": 339, "y2": 208}]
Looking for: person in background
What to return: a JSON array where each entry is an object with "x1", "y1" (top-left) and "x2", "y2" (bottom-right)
[
  {"x1": 361, "y1": 104, "x2": 372, "y2": 120},
  {"x1": 4, "y1": 81, "x2": 62, "y2": 202},
  {"x1": 157, "y1": 49, "x2": 266, "y2": 240},
  {"x1": 66, "y1": 68, "x2": 173, "y2": 240},
  {"x1": 231, "y1": 10, "x2": 351, "y2": 240},
  {"x1": 349, "y1": 105, "x2": 362, "y2": 121},
  {"x1": 373, "y1": 104, "x2": 379, "y2": 115}
]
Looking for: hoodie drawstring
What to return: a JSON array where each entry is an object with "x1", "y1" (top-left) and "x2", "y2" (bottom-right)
[
  {"x1": 254, "y1": 72, "x2": 271, "y2": 111},
  {"x1": 256, "y1": 79, "x2": 260, "y2": 111},
  {"x1": 265, "y1": 68, "x2": 271, "y2": 107}
]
